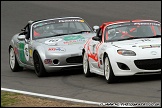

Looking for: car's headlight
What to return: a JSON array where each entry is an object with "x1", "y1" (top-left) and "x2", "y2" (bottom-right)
[{"x1": 117, "y1": 49, "x2": 136, "y2": 56}]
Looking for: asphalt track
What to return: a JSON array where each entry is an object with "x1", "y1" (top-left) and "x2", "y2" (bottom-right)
[{"x1": 1, "y1": 1, "x2": 161, "y2": 105}]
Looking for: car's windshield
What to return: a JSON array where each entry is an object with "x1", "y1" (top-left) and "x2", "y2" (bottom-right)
[
  {"x1": 104, "y1": 22, "x2": 161, "y2": 42},
  {"x1": 32, "y1": 18, "x2": 92, "y2": 39}
]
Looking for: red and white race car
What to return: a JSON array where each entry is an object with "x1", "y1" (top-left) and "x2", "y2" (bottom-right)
[{"x1": 82, "y1": 20, "x2": 161, "y2": 83}]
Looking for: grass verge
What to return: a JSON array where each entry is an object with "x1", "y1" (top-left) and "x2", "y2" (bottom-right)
[
  {"x1": 1, "y1": 91, "x2": 98, "y2": 107},
  {"x1": 1, "y1": 91, "x2": 20, "y2": 107}
]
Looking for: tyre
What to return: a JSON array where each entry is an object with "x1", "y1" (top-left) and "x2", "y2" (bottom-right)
[
  {"x1": 104, "y1": 55, "x2": 116, "y2": 83},
  {"x1": 33, "y1": 51, "x2": 46, "y2": 77},
  {"x1": 9, "y1": 47, "x2": 23, "y2": 72},
  {"x1": 83, "y1": 52, "x2": 92, "y2": 77}
]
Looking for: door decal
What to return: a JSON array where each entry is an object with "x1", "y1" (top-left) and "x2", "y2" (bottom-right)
[
  {"x1": 86, "y1": 39, "x2": 103, "y2": 68},
  {"x1": 24, "y1": 44, "x2": 29, "y2": 61},
  {"x1": 19, "y1": 43, "x2": 26, "y2": 63}
]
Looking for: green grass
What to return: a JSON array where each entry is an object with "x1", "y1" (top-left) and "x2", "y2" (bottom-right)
[
  {"x1": 1, "y1": 91, "x2": 98, "y2": 107},
  {"x1": 1, "y1": 91, "x2": 20, "y2": 107}
]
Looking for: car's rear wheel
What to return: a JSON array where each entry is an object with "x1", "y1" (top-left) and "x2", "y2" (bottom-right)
[
  {"x1": 9, "y1": 47, "x2": 23, "y2": 72},
  {"x1": 83, "y1": 52, "x2": 91, "y2": 77},
  {"x1": 33, "y1": 51, "x2": 46, "y2": 77},
  {"x1": 104, "y1": 55, "x2": 116, "y2": 83}
]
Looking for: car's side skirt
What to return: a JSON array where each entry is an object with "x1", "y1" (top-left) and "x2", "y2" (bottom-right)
[{"x1": 89, "y1": 63, "x2": 104, "y2": 76}]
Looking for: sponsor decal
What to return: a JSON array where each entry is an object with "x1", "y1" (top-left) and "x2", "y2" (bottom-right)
[
  {"x1": 107, "y1": 22, "x2": 160, "y2": 30},
  {"x1": 63, "y1": 39, "x2": 85, "y2": 45},
  {"x1": 134, "y1": 23, "x2": 160, "y2": 26},
  {"x1": 80, "y1": 20, "x2": 84, "y2": 22},
  {"x1": 63, "y1": 35, "x2": 85, "y2": 45},
  {"x1": 33, "y1": 21, "x2": 56, "y2": 28},
  {"x1": 107, "y1": 23, "x2": 131, "y2": 29},
  {"x1": 48, "y1": 47, "x2": 65, "y2": 52},
  {"x1": 29, "y1": 49, "x2": 32, "y2": 57},
  {"x1": 63, "y1": 35, "x2": 85, "y2": 41},
  {"x1": 45, "y1": 38, "x2": 62, "y2": 44},
  {"x1": 139, "y1": 44, "x2": 161, "y2": 49},
  {"x1": 33, "y1": 19, "x2": 84, "y2": 28},
  {"x1": 58, "y1": 19, "x2": 84, "y2": 23},
  {"x1": 139, "y1": 39, "x2": 151, "y2": 42}
]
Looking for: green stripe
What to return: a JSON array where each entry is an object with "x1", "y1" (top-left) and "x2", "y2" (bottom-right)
[{"x1": 19, "y1": 43, "x2": 26, "y2": 63}]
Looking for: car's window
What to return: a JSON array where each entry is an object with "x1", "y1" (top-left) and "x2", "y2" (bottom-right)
[
  {"x1": 32, "y1": 19, "x2": 92, "y2": 39},
  {"x1": 104, "y1": 22, "x2": 161, "y2": 42}
]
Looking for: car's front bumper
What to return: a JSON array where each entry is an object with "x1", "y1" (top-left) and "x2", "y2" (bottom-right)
[
  {"x1": 43, "y1": 52, "x2": 83, "y2": 72},
  {"x1": 111, "y1": 57, "x2": 161, "y2": 76},
  {"x1": 45, "y1": 64, "x2": 83, "y2": 72}
]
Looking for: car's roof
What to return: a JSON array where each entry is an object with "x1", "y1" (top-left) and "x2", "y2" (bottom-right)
[{"x1": 100, "y1": 19, "x2": 161, "y2": 29}]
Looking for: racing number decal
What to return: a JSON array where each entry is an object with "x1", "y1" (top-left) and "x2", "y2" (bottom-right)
[
  {"x1": 24, "y1": 44, "x2": 29, "y2": 61},
  {"x1": 19, "y1": 43, "x2": 29, "y2": 62}
]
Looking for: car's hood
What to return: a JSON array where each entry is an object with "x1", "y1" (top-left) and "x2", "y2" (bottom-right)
[
  {"x1": 35, "y1": 33, "x2": 95, "y2": 46},
  {"x1": 111, "y1": 38, "x2": 161, "y2": 49}
]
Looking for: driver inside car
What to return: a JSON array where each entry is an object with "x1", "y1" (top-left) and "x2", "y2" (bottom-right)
[{"x1": 108, "y1": 29, "x2": 117, "y2": 39}]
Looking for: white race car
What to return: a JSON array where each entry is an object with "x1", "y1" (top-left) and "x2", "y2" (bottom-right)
[{"x1": 82, "y1": 20, "x2": 161, "y2": 83}]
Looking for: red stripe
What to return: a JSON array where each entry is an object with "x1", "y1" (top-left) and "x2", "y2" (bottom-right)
[{"x1": 106, "y1": 31, "x2": 108, "y2": 40}]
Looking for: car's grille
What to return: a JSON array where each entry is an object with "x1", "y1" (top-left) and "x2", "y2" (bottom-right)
[
  {"x1": 66, "y1": 56, "x2": 83, "y2": 63},
  {"x1": 134, "y1": 58, "x2": 161, "y2": 70}
]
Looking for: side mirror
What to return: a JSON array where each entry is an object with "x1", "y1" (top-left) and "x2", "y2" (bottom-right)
[
  {"x1": 93, "y1": 26, "x2": 99, "y2": 32},
  {"x1": 18, "y1": 35, "x2": 26, "y2": 40},
  {"x1": 92, "y1": 36, "x2": 101, "y2": 41},
  {"x1": 21, "y1": 28, "x2": 25, "y2": 31}
]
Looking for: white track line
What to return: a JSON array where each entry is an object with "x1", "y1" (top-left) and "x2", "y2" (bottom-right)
[{"x1": 1, "y1": 87, "x2": 101, "y2": 105}]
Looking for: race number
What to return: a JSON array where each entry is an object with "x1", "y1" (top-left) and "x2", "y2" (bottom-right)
[{"x1": 24, "y1": 44, "x2": 29, "y2": 61}]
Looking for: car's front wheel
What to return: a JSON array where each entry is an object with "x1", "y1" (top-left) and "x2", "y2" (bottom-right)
[
  {"x1": 83, "y1": 52, "x2": 92, "y2": 77},
  {"x1": 9, "y1": 47, "x2": 23, "y2": 72},
  {"x1": 33, "y1": 51, "x2": 46, "y2": 77},
  {"x1": 104, "y1": 55, "x2": 116, "y2": 83}
]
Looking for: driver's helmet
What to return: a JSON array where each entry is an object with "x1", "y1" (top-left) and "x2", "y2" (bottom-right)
[
  {"x1": 45, "y1": 26, "x2": 50, "y2": 30},
  {"x1": 43, "y1": 25, "x2": 52, "y2": 33},
  {"x1": 108, "y1": 28, "x2": 116, "y2": 37}
]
